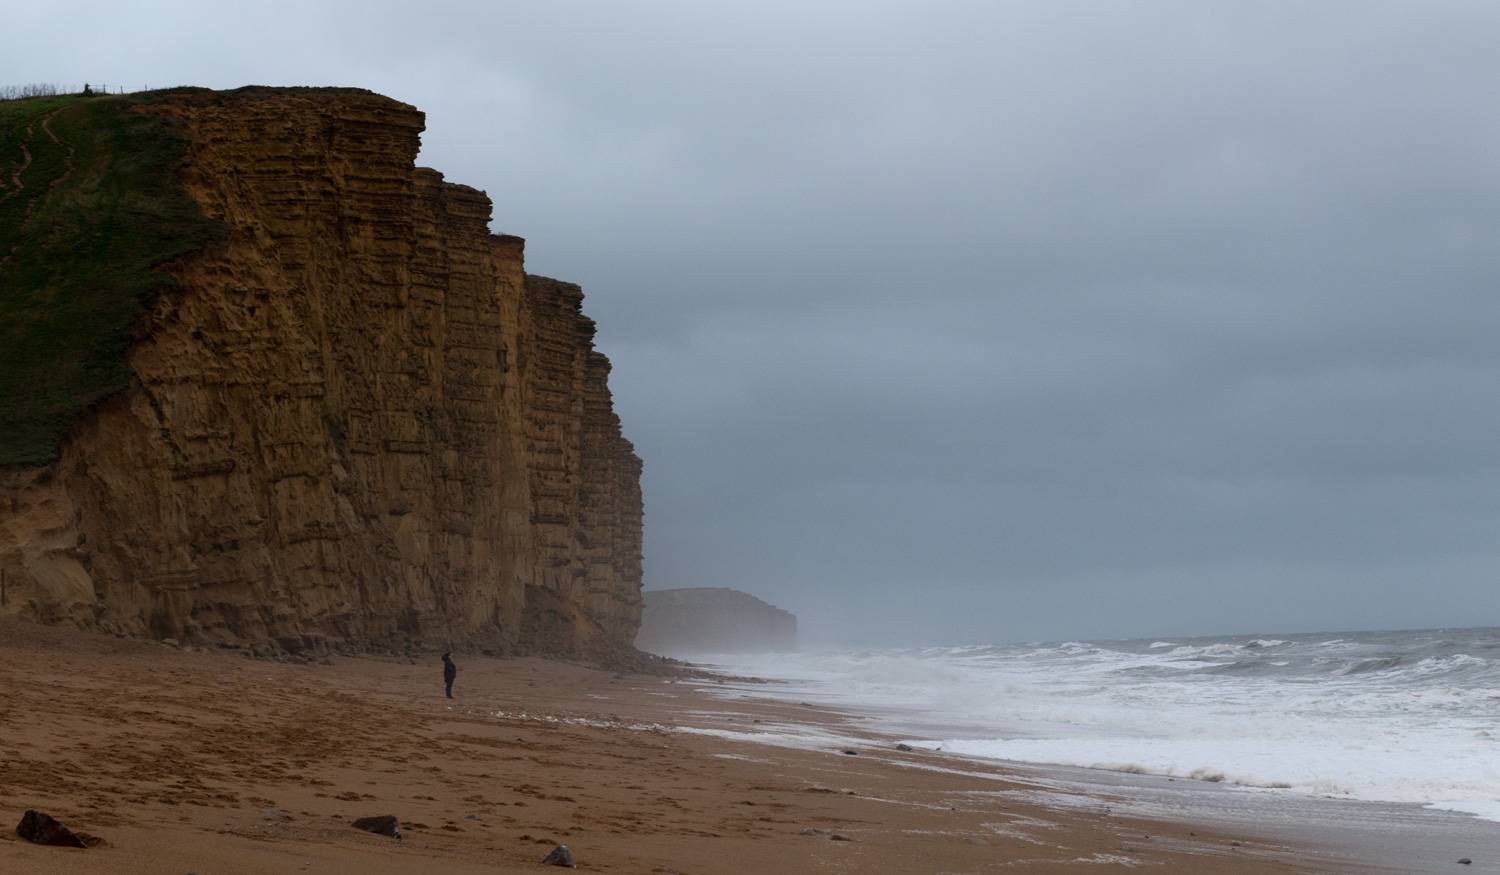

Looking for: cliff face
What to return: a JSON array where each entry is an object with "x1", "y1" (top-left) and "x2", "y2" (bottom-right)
[
  {"x1": 0, "y1": 89, "x2": 643, "y2": 657},
  {"x1": 635, "y1": 588, "x2": 797, "y2": 656}
]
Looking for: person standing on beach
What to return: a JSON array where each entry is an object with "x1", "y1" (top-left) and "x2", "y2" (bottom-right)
[{"x1": 442, "y1": 652, "x2": 458, "y2": 699}]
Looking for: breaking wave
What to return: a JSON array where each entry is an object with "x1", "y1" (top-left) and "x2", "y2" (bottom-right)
[{"x1": 700, "y1": 627, "x2": 1500, "y2": 822}]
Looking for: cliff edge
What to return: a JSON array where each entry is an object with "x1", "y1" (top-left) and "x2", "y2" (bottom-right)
[{"x1": 0, "y1": 87, "x2": 643, "y2": 659}]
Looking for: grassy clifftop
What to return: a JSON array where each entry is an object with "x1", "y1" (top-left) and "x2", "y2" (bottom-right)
[{"x1": 0, "y1": 91, "x2": 226, "y2": 465}]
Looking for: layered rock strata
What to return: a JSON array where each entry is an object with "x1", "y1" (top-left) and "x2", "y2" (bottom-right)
[
  {"x1": 0, "y1": 88, "x2": 643, "y2": 657},
  {"x1": 635, "y1": 588, "x2": 797, "y2": 655}
]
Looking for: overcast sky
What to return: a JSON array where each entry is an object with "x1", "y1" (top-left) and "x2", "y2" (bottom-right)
[{"x1": 7, "y1": 1, "x2": 1499, "y2": 646}]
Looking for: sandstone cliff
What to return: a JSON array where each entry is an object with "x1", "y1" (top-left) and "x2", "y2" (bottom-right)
[
  {"x1": 0, "y1": 88, "x2": 643, "y2": 658},
  {"x1": 635, "y1": 588, "x2": 797, "y2": 656}
]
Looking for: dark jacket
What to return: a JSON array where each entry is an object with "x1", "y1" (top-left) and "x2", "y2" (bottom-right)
[{"x1": 443, "y1": 656, "x2": 457, "y2": 681}]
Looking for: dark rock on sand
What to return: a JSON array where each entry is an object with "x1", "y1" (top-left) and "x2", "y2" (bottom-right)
[
  {"x1": 351, "y1": 815, "x2": 402, "y2": 839},
  {"x1": 896, "y1": 743, "x2": 913, "y2": 752},
  {"x1": 542, "y1": 844, "x2": 577, "y2": 867},
  {"x1": 840, "y1": 749, "x2": 858, "y2": 755},
  {"x1": 16, "y1": 810, "x2": 87, "y2": 848},
  {"x1": 1457, "y1": 859, "x2": 1472, "y2": 865}
]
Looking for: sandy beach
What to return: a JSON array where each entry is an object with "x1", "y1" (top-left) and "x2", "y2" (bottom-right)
[{"x1": 0, "y1": 619, "x2": 1383, "y2": 874}]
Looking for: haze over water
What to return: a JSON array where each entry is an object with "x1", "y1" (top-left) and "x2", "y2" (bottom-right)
[{"x1": 700, "y1": 626, "x2": 1500, "y2": 822}]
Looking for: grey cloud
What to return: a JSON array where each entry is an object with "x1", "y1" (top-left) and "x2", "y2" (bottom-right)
[{"x1": 5, "y1": 0, "x2": 1499, "y2": 646}]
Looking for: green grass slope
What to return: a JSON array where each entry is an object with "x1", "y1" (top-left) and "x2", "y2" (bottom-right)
[{"x1": 0, "y1": 91, "x2": 226, "y2": 465}]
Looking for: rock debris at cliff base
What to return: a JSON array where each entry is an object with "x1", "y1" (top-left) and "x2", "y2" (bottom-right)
[{"x1": 0, "y1": 87, "x2": 643, "y2": 660}]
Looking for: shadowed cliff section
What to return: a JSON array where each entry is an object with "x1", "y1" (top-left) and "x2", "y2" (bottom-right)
[{"x1": 0, "y1": 87, "x2": 644, "y2": 661}]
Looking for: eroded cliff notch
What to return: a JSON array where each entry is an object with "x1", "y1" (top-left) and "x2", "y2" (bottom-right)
[{"x1": 0, "y1": 87, "x2": 643, "y2": 658}]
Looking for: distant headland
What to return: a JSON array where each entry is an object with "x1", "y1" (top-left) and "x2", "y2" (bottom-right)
[{"x1": 635, "y1": 587, "x2": 797, "y2": 655}]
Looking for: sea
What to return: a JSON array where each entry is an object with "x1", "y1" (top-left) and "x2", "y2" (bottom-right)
[{"x1": 693, "y1": 627, "x2": 1500, "y2": 824}]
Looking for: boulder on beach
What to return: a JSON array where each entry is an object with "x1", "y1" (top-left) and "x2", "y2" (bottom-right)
[
  {"x1": 16, "y1": 810, "x2": 87, "y2": 848},
  {"x1": 351, "y1": 814, "x2": 402, "y2": 839}
]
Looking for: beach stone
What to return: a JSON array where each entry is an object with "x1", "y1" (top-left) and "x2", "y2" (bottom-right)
[
  {"x1": 351, "y1": 815, "x2": 401, "y2": 839},
  {"x1": 801, "y1": 828, "x2": 829, "y2": 836},
  {"x1": 896, "y1": 743, "x2": 913, "y2": 752},
  {"x1": 829, "y1": 833, "x2": 851, "y2": 841},
  {"x1": 1457, "y1": 859, "x2": 1472, "y2": 865},
  {"x1": 541, "y1": 844, "x2": 576, "y2": 867},
  {"x1": 840, "y1": 749, "x2": 858, "y2": 756},
  {"x1": 16, "y1": 810, "x2": 87, "y2": 848}
]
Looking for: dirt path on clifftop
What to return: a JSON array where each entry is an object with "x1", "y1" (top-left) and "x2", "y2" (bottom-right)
[
  {"x1": 34, "y1": 110, "x2": 78, "y2": 209},
  {"x1": 1, "y1": 109, "x2": 77, "y2": 270},
  {"x1": 2, "y1": 120, "x2": 36, "y2": 202}
]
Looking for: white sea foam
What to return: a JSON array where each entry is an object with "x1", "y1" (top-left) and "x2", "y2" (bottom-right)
[{"x1": 692, "y1": 628, "x2": 1500, "y2": 822}]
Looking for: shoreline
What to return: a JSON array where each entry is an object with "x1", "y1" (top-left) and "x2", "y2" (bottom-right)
[
  {"x1": 688, "y1": 639, "x2": 1500, "y2": 817},
  {"x1": 0, "y1": 619, "x2": 1469, "y2": 874},
  {"x1": 671, "y1": 671, "x2": 1500, "y2": 875}
]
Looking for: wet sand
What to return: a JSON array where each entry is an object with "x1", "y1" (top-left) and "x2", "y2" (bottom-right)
[{"x1": 1, "y1": 619, "x2": 1369, "y2": 874}]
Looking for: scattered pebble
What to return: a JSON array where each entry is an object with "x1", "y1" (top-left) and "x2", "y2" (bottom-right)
[
  {"x1": 542, "y1": 844, "x2": 577, "y2": 867},
  {"x1": 840, "y1": 749, "x2": 858, "y2": 756}
]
